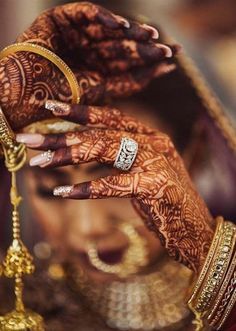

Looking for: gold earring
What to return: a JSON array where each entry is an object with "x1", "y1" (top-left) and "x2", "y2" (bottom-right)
[
  {"x1": 0, "y1": 107, "x2": 44, "y2": 330},
  {"x1": 87, "y1": 223, "x2": 149, "y2": 278}
]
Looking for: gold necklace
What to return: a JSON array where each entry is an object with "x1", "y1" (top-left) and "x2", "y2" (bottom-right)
[{"x1": 66, "y1": 257, "x2": 193, "y2": 331}]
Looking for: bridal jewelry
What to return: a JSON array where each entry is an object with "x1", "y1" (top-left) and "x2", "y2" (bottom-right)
[
  {"x1": 0, "y1": 106, "x2": 44, "y2": 330},
  {"x1": 114, "y1": 138, "x2": 138, "y2": 171},
  {"x1": 87, "y1": 223, "x2": 148, "y2": 278},
  {"x1": 67, "y1": 257, "x2": 192, "y2": 331}
]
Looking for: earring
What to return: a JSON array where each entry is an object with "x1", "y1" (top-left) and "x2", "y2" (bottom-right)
[{"x1": 87, "y1": 222, "x2": 149, "y2": 278}]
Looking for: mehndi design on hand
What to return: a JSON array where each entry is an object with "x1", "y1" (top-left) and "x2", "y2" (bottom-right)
[
  {"x1": 17, "y1": 101, "x2": 214, "y2": 273},
  {"x1": 0, "y1": 2, "x2": 179, "y2": 130}
]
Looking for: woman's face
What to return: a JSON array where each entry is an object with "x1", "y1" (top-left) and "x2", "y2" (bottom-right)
[{"x1": 23, "y1": 103, "x2": 167, "y2": 283}]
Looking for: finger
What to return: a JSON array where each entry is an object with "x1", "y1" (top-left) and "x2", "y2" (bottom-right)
[
  {"x1": 27, "y1": 130, "x2": 151, "y2": 169},
  {"x1": 28, "y1": 135, "x2": 119, "y2": 168},
  {"x1": 17, "y1": 3, "x2": 131, "y2": 49},
  {"x1": 84, "y1": 21, "x2": 159, "y2": 42},
  {"x1": 53, "y1": 173, "x2": 137, "y2": 199},
  {"x1": 53, "y1": 3, "x2": 130, "y2": 30},
  {"x1": 73, "y1": 62, "x2": 176, "y2": 105},
  {"x1": 44, "y1": 102, "x2": 154, "y2": 134},
  {"x1": 93, "y1": 40, "x2": 172, "y2": 61},
  {"x1": 16, "y1": 130, "x2": 171, "y2": 154},
  {"x1": 105, "y1": 62, "x2": 177, "y2": 98},
  {"x1": 81, "y1": 41, "x2": 179, "y2": 75}
]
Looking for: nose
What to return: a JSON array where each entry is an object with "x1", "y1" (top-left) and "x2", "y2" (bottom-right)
[{"x1": 66, "y1": 200, "x2": 113, "y2": 241}]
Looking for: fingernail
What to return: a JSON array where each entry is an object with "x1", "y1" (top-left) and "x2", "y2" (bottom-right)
[
  {"x1": 156, "y1": 44, "x2": 173, "y2": 58},
  {"x1": 30, "y1": 150, "x2": 53, "y2": 167},
  {"x1": 141, "y1": 24, "x2": 159, "y2": 39},
  {"x1": 53, "y1": 185, "x2": 73, "y2": 197},
  {"x1": 45, "y1": 100, "x2": 70, "y2": 115},
  {"x1": 114, "y1": 15, "x2": 130, "y2": 28},
  {"x1": 16, "y1": 133, "x2": 44, "y2": 147}
]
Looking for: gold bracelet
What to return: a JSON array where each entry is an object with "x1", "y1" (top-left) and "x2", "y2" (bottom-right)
[
  {"x1": 188, "y1": 216, "x2": 223, "y2": 306},
  {"x1": 194, "y1": 221, "x2": 235, "y2": 313},
  {"x1": 207, "y1": 248, "x2": 236, "y2": 325},
  {"x1": 0, "y1": 42, "x2": 80, "y2": 104},
  {"x1": 217, "y1": 281, "x2": 236, "y2": 330}
]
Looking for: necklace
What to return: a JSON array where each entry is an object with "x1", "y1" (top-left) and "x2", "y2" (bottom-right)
[{"x1": 66, "y1": 257, "x2": 193, "y2": 331}]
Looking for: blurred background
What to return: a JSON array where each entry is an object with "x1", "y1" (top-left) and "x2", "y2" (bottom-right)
[{"x1": 0, "y1": 0, "x2": 235, "y2": 125}]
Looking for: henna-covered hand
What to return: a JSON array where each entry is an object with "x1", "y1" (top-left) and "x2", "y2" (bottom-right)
[
  {"x1": 16, "y1": 100, "x2": 214, "y2": 273},
  {"x1": 0, "y1": 2, "x2": 179, "y2": 130}
]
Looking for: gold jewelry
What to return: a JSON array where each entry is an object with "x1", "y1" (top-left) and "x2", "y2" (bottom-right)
[
  {"x1": 188, "y1": 218, "x2": 236, "y2": 331},
  {"x1": 0, "y1": 106, "x2": 44, "y2": 330},
  {"x1": 0, "y1": 42, "x2": 80, "y2": 104},
  {"x1": 66, "y1": 257, "x2": 193, "y2": 331},
  {"x1": 87, "y1": 223, "x2": 148, "y2": 278},
  {"x1": 187, "y1": 217, "x2": 223, "y2": 331},
  {"x1": 207, "y1": 252, "x2": 236, "y2": 326},
  {"x1": 217, "y1": 279, "x2": 236, "y2": 330},
  {"x1": 195, "y1": 221, "x2": 235, "y2": 312}
]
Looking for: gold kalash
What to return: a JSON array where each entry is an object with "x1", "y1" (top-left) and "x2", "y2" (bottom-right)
[{"x1": 0, "y1": 42, "x2": 80, "y2": 331}]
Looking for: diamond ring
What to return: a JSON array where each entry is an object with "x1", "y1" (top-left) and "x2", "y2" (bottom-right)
[{"x1": 113, "y1": 137, "x2": 138, "y2": 171}]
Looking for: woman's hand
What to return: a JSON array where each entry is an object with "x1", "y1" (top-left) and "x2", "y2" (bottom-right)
[
  {"x1": 0, "y1": 2, "x2": 179, "y2": 130},
  {"x1": 16, "y1": 100, "x2": 214, "y2": 273}
]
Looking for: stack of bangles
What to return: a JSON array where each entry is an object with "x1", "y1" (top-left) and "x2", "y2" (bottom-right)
[{"x1": 188, "y1": 216, "x2": 236, "y2": 330}]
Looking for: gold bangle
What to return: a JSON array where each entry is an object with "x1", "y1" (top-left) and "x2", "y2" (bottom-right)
[
  {"x1": 217, "y1": 282, "x2": 236, "y2": 330},
  {"x1": 188, "y1": 216, "x2": 223, "y2": 306},
  {"x1": 0, "y1": 42, "x2": 80, "y2": 104},
  {"x1": 195, "y1": 221, "x2": 235, "y2": 312},
  {"x1": 208, "y1": 249, "x2": 236, "y2": 326}
]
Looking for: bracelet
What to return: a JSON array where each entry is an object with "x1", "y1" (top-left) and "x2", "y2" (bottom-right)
[
  {"x1": 217, "y1": 279, "x2": 236, "y2": 330},
  {"x1": 0, "y1": 42, "x2": 80, "y2": 104},
  {"x1": 188, "y1": 216, "x2": 223, "y2": 306},
  {"x1": 188, "y1": 217, "x2": 236, "y2": 331},
  {"x1": 207, "y1": 249, "x2": 236, "y2": 326},
  {"x1": 195, "y1": 221, "x2": 235, "y2": 312}
]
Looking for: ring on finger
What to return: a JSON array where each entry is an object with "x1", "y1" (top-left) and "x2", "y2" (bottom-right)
[{"x1": 113, "y1": 137, "x2": 138, "y2": 171}]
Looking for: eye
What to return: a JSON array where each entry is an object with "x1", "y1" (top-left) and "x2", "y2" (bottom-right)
[
  {"x1": 87, "y1": 164, "x2": 115, "y2": 176},
  {"x1": 36, "y1": 186, "x2": 58, "y2": 200}
]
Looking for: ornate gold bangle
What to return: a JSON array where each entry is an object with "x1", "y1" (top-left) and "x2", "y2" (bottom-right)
[
  {"x1": 188, "y1": 216, "x2": 223, "y2": 306},
  {"x1": 217, "y1": 280, "x2": 236, "y2": 330},
  {"x1": 195, "y1": 221, "x2": 235, "y2": 313},
  {"x1": 0, "y1": 42, "x2": 80, "y2": 104},
  {"x1": 207, "y1": 249, "x2": 236, "y2": 325}
]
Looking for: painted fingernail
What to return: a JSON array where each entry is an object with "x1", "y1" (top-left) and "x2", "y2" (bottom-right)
[
  {"x1": 156, "y1": 44, "x2": 173, "y2": 58},
  {"x1": 53, "y1": 185, "x2": 73, "y2": 197},
  {"x1": 16, "y1": 133, "x2": 44, "y2": 147},
  {"x1": 45, "y1": 100, "x2": 70, "y2": 115},
  {"x1": 141, "y1": 24, "x2": 159, "y2": 39},
  {"x1": 30, "y1": 150, "x2": 53, "y2": 167},
  {"x1": 114, "y1": 15, "x2": 130, "y2": 28}
]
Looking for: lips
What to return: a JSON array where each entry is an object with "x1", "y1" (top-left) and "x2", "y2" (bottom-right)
[
  {"x1": 71, "y1": 246, "x2": 127, "y2": 272},
  {"x1": 97, "y1": 248, "x2": 125, "y2": 264}
]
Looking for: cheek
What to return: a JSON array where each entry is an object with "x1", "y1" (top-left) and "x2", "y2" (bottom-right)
[
  {"x1": 101, "y1": 198, "x2": 142, "y2": 221},
  {"x1": 30, "y1": 196, "x2": 68, "y2": 244}
]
